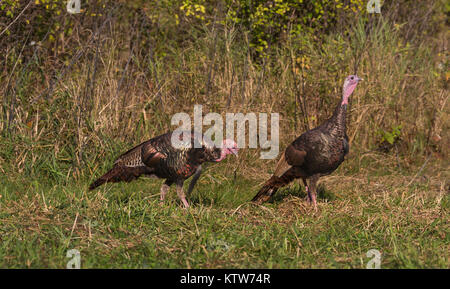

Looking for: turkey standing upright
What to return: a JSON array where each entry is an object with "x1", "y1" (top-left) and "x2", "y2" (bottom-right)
[
  {"x1": 89, "y1": 131, "x2": 238, "y2": 208},
  {"x1": 252, "y1": 75, "x2": 363, "y2": 208}
]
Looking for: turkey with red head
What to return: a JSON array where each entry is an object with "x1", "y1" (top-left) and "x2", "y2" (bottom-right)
[
  {"x1": 89, "y1": 131, "x2": 238, "y2": 208},
  {"x1": 252, "y1": 75, "x2": 363, "y2": 208}
]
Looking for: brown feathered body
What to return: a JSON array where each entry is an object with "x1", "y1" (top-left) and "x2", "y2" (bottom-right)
[
  {"x1": 252, "y1": 102, "x2": 350, "y2": 204},
  {"x1": 89, "y1": 131, "x2": 222, "y2": 191}
]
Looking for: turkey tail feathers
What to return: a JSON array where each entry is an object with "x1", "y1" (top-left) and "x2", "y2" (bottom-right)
[
  {"x1": 89, "y1": 166, "x2": 122, "y2": 191},
  {"x1": 88, "y1": 178, "x2": 106, "y2": 191},
  {"x1": 88, "y1": 166, "x2": 147, "y2": 191},
  {"x1": 252, "y1": 176, "x2": 282, "y2": 204}
]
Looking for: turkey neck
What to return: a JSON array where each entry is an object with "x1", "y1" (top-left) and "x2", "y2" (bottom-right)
[{"x1": 324, "y1": 100, "x2": 347, "y2": 137}]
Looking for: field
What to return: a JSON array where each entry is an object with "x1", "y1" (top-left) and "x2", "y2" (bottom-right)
[
  {"x1": 0, "y1": 1, "x2": 449, "y2": 268},
  {"x1": 0, "y1": 155, "x2": 448, "y2": 268}
]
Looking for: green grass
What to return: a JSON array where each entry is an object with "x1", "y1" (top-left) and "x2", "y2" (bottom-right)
[{"x1": 0, "y1": 161, "x2": 448, "y2": 268}]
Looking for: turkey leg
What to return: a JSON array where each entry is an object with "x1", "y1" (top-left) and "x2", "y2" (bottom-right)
[
  {"x1": 160, "y1": 180, "x2": 172, "y2": 202},
  {"x1": 187, "y1": 165, "x2": 202, "y2": 196},
  {"x1": 176, "y1": 180, "x2": 190, "y2": 208},
  {"x1": 308, "y1": 175, "x2": 319, "y2": 210}
]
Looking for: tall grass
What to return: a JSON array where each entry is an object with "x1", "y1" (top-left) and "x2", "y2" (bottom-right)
[{"x1": 0, "y1": 9, "x2": 447, "y2": 187}]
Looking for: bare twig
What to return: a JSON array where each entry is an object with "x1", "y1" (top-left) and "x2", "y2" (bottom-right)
[
  {"x1": 0, "y1": 0, "x2": 33, "y2": 37},
  {"x1": 406, "y1": 154, "x2": 431, "y2": 187}
]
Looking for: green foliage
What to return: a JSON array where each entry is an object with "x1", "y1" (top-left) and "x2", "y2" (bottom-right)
[
  {"x1": 1, "y1": 0, "x2": 20, "y2": 17},
  {"x1": 150, "y1": 0, "x2": 368, "y2": 55},
  {"x1": 379, "y1": 125, "x2": 402, "y2": 145},
  {"x1": 180, "y1": 0, "x2": 207, "y2": 20},
  {"x1": 225, "y1": 0, "x2": 366, "y2": 54}
]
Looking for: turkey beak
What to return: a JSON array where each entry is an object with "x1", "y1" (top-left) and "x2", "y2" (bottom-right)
[
  {"x1": 231, "y1": 149, "x2": 238, "y2": 156},
  {"x1": 357, "y1": 77, "x2": 363, "y2": 82}
]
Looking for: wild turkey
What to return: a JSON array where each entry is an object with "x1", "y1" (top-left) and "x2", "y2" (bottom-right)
[
  {"x1": 89, "y1": 131, "x2": 238, "y2": 208},
  {"x1": 252, "y1": 75, "x2": 363, "y2": 208}
]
